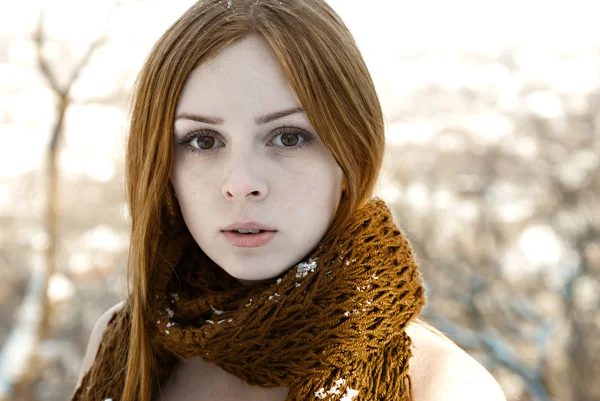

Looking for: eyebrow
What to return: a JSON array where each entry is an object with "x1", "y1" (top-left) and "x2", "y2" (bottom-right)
[{"x1": 175, "y1": 107, "x2": 304, "y2": 125}]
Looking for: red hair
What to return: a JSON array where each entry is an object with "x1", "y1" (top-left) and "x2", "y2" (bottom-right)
[{"x1": 123, "y1": 1, "x2": 388, "y2": 399}]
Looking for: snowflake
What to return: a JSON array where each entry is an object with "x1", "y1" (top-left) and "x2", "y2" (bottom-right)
[
  {"x1": 210, "y1": 306, "x2": 224, "y2": 315},
  {"x1": 326, "y1": 378, "x2": 346, "y2": 396},
  {"x1": 340, "y1": 388, "x2": 359, "y2": 401},
  {"x1": 296, "y1": 258, "x2": 318, "y2": 278}
]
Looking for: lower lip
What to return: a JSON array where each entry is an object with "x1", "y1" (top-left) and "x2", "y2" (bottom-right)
[{"x1": 222, "y1": 231, "x2": 276, "y2": 248}]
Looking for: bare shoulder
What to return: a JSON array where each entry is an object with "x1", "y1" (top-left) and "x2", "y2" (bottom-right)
[
  {"x1": 405, "y1": 322, "x2": 506, "y2": 401},
  {"x1": 74, "y1": 301, "x2": 126, "y2": 389}
]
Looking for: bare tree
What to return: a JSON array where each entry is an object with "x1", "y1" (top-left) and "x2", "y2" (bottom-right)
[
  {"x1": 0, "y1": 4, "x2": 121, "y2": 400},
  {"x1": 384, "y1": 62, "x2": 600, "y2": 401}
]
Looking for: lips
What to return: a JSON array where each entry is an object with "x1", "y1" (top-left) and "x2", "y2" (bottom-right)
[
  {"x1": 220, "y1": 221, "x2": 277, "y2": 248},
  {"x1": 222, "y1": 230, "x2": 276, "y2": 248},
  {"x1": 221, "y1": 222, "x2": 277, "y2": 232}
]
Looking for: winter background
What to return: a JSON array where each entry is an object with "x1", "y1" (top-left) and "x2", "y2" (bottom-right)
[{"x1": 0, "y1": 0, "x2": 599, "y2": 400}]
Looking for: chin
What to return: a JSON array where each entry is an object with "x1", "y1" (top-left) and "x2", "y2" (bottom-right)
[
  {"x1": 236, "y1": 277, "x2": 270, "y2": 286},
  {"x1": 229, "y1": 270, "x2": 279, "y2": 282},
  {"x1": 209, "y1": 247, "x2": 303, "y2": 284}
]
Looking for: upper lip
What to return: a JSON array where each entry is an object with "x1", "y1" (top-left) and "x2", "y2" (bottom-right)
[{"x1": 221, "y1": 222, "x2": 277, "y2": 232}]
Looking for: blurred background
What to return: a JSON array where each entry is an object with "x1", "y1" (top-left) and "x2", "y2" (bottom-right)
[{"x1": 0, "y1": 0, "x2": 599, "y2": 400}]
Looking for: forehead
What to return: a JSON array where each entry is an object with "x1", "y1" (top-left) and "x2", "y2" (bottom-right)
[{"x1": 176, "y1": 35, "x2": 301, "y2": 115}]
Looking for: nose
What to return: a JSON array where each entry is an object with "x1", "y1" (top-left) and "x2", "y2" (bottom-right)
[{"x1": 221, "y1": 157, "x2": 268, "y2": 201}]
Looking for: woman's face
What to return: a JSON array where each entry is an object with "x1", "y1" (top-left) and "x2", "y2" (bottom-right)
[{"x1": 171, "y1": 35, "x2": 345, "y2": 284}]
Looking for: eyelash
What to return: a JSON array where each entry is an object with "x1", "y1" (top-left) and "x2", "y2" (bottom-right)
[{"x1": 176, "y1": 125, "x2": 316, "y2": 155}]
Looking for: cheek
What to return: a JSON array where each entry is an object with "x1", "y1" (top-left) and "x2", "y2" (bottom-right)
[
  {"x1": 171, "y1": 162, "x2": 214, "y2": 210},
  {"x1": 171, "y1": 166, "x2": 218, "y2": 243},
  {"x1": 284, "y1": 163, "x2": 342, "y2": 210}
]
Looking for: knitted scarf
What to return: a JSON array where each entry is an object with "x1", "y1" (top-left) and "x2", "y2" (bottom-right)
[{"x1": 71, "y1": 197, "x2": 426, "y2": 401}]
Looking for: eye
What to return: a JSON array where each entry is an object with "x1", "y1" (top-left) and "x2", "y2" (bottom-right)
[
  {"x1": 195, "y1": 135, "x2": 220, "y2": 150},
  {"x1": 269, "y1": 126, "x2": 315, "y2": 151},
  {"x1": 176, "y1": 130, "x2": 224, "y2": 154},
  {"x1": 272, "y1": 132, "x2": 303, "y2": 147},
  {"x1": 176, "y1": 125, "x2": 315, "y2": 155}
]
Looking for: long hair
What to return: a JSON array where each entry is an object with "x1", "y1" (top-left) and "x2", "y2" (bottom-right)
[{"x1": 123, "y1": 1, "x2": 435, "y2": 400}]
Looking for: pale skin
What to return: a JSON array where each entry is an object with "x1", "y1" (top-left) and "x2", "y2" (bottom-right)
[
  {"x1": 171, "y1": 35, "x2": 345, "y2": 285},
  {"x1": 74, "y1": 35, "x2": 507, "y2": 400}
]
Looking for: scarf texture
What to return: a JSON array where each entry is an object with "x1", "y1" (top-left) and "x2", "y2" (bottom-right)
[{"x1": 71, "y1": 197, "x2": 426, "y2": 401}]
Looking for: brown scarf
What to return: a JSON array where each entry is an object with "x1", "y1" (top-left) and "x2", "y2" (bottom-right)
[{"x1": 71, "y1": 197, "x2": 426, "y2": 401}]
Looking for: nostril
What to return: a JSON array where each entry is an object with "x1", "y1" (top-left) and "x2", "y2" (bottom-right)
[{"x1": 222, "y1": 187, "x2": 265, "y2": 200}]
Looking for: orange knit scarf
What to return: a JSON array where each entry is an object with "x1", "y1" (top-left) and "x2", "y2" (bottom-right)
[{"x1": 72, "y1": 197, "x2": 426, "y2": 401}]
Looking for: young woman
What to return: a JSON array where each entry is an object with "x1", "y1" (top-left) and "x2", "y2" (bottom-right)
[{"x1": 71, "y1": 1, "x2": 507, "y2": 400}]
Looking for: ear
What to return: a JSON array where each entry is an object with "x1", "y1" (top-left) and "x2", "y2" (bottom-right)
[{"x1": 342, "y1": 179, "x2": 348, "y2": 193}]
